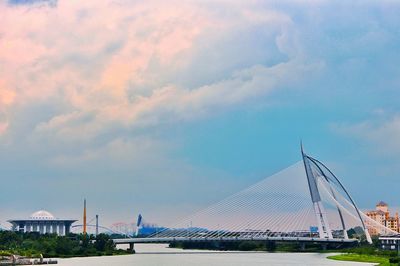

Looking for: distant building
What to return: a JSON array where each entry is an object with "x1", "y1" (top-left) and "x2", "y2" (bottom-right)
[
  {"x1": 135, "y1": 214, "x2": 166, "y2": 237},
  {"x1": 136, "y1": 224, "x2": 166, "y2": 236},
  {"x1": 8, "y1": 210, "x2": 77, "y2": 236},
  {"x1": 376, "y1": 201, "x2": 389, "y2": 213},
  {"x1": 379, "y1": 235, "x2": 400, "y2": 251},
  {"x1": 365, "y1": 201, "x2": 399, "y2": 236},
  {"x1": 387, "y1": 216, "x2": 399, "y2": 232}
]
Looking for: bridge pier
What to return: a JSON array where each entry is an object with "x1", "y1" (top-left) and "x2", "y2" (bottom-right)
[
  {"x1": 265, "y1": 241, "x2": 276, "y2": 252},
  {"x1": 127, "y1": 243, "x2": 135, "y2": 253}
]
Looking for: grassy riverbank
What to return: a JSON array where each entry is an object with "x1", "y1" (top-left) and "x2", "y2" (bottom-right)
[
  {"x1": 328, "y1": 254, "x2": 391, "y2": 266},
  {"x1": 0, "y1": 231, "x2": 130, "y2": 258},
  {"x1": 325, "y1": 241, "x2": 400, "y2": 266}
]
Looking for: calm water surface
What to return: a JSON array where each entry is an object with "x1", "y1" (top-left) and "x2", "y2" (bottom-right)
[{"x1": 58, "y1": 244, "x2": 374, "y2": 266}]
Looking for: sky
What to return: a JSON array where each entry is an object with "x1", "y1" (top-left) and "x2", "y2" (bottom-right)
[{"x1": 1, "y1": 0, "x2": 400, "y2": 229}]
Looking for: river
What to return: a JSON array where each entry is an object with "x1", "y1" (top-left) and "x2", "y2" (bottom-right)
[{"x1": 58, "y1": 244, "x2": 374, "y2": 265}]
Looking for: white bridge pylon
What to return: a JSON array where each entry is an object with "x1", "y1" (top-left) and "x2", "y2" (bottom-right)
[
  {"x1": 301, "y1": 146, "x2": 372, "y2": 243},
  {"x1": 140, "y1": 147, "x2": 394, "y2": 244}
]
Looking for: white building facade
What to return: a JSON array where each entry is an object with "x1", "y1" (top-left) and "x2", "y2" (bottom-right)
[{"x1": 8, "y1": 210, "x2": 77, "y2": 236}]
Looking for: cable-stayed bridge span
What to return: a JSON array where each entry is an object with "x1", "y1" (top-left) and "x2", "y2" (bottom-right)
[{"x1": 113, "y1": 147, "x2": 397, "y2": 251}]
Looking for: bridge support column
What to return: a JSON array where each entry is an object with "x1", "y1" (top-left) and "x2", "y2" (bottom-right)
[
  {"x1": 128, "y1": 243, "x2": 135, "y2": 253},
  {"x1": 302, "y1": 150, "x2": 333, "y2": 240},
  {"x1": 266, "y1": 241, "x2": 276, "y2": 252}
]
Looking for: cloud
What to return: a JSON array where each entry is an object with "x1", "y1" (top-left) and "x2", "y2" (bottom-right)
[
  {"x1": 0, "y1": 0, "x2": 313, "y2": 144},
  {"x1": 0, "y1": 0, "x2": 314, "y2": 217},
  {"x1": 7, "y1": 0, "x2": 57, "y2": 6},
  {"x1": 0, "y1": 122, "x2": 8, "y2": 135},
  {"x1": 333, "y1": 114, "x2": 400, "y2": 155},
  {"x1": 0, "y1": 83, "x2": 15, "y2": 136},
  {"x1": 0, "y1": 89, "x2": 15, "y2": 106},
  {"x1": 34, "y1": 59, "x2": 319, "y2": 142},
  {"x1": 49, "y1": 137, "x2": 171, "y2": 167}
]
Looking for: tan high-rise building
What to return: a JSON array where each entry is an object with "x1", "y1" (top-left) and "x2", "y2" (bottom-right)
[
  {"x1": 386, "y1": 214, "x2": 399, "y2": 233},
  {"x1": 365, "y1": 202, "x2": 399, "y2": 236},
  {"x1": 376, "y1": 201, "x2": 389, "y2": 213}
]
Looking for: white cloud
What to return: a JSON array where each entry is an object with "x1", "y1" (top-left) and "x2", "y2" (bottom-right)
[
  {"x1": 334, "y1": 114, "x2": 400, "y2": 155},
  {"x1": 34, "y1": 59, "x2": 320, "y2": 142},
  {"x1": 0, "y1": 0, "x2": 311, "y2": 143}
]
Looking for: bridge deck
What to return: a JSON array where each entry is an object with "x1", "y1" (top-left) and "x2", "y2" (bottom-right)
[{"x1": 113, "y1": 236, "x2": 358, "y2": 244}]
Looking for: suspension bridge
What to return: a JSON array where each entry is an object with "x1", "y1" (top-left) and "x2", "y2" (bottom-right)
[{"x1": 113, "y1": 146, "x2": 397, "y2": 251}]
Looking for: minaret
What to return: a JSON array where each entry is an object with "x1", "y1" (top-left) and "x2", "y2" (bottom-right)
[
  {"x1": 95, "y1": 215, "x2": 99, "y2": 236},
  {"x1": 83, "y1": 199, "x2": 87, "y2": 235}
]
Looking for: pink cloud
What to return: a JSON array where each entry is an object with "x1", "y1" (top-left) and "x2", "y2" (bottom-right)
[
  {"x1": 0, "y1": 0, "x2": 213, "y2": 103},
  {"x1": 0, "y1": 122, "x2": 8, "y2": 135},
  {"x1": 0, "y1": 0, "x2": 308, "y2": 142},
  {"x1": 0, "y1": 87, "x2": 16, "y2": 106}
]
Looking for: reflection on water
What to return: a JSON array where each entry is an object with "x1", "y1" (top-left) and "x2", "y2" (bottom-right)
[{"x1": 58, "y1": 244, "x2": 374, "y2": 266}]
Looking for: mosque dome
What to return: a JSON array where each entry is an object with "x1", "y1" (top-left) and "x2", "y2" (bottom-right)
[{"x1": 30, "y1": 210, "x2": 55, "y2": 220}]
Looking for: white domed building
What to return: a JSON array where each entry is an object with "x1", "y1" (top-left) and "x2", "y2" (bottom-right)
[{"x1": 8, "y1": 210, "x2": 77, "y2": 236}]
